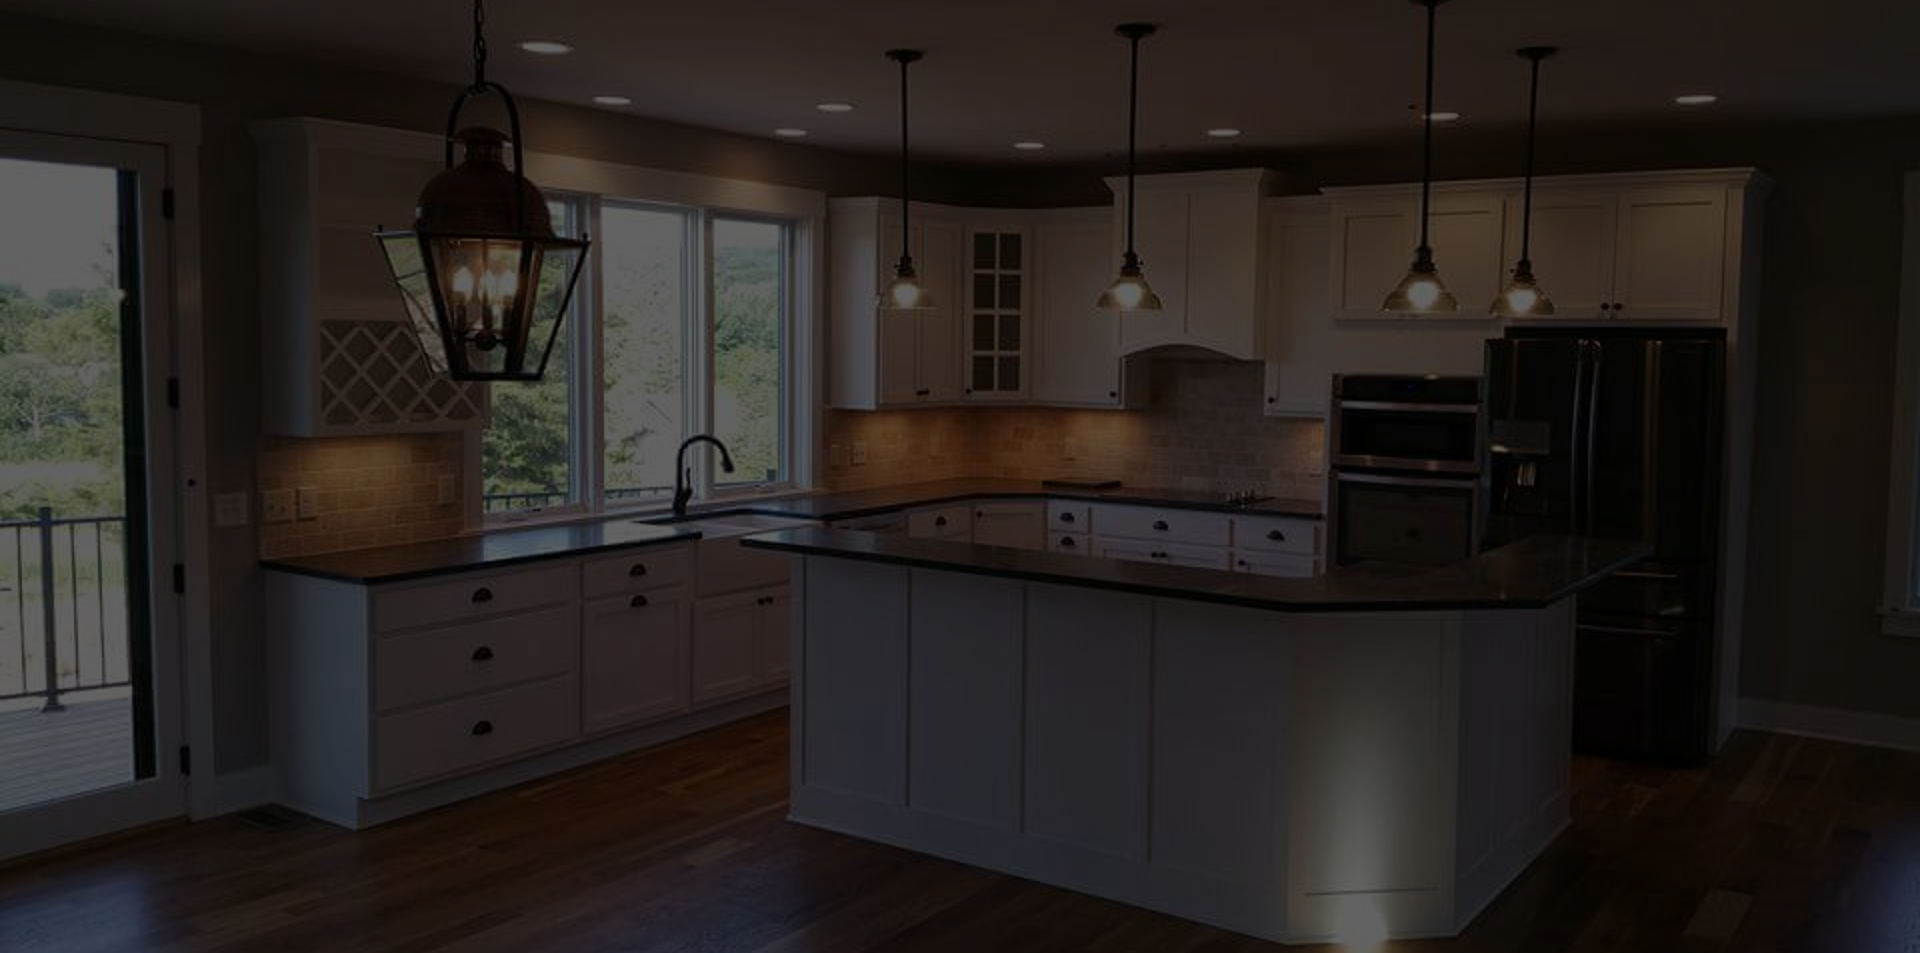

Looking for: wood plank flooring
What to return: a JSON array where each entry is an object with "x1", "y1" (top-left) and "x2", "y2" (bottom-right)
[
  {"x1": 1, "y1": 710, "x2": 1917, "y2": 952},
  {"x1": 0, "y1": 694, "x2": 131, "y2": 813}
]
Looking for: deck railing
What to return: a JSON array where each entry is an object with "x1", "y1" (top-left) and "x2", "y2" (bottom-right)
[
  {"x1": 481, "y1": 486, "x2": 671, "y2": 515},
  {"x1": 0, "y1": 508, "x2": 128, "y2": 711}
]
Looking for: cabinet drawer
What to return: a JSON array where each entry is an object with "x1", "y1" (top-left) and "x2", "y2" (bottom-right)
[
  {"x1": 1046, "y1": 501, "x2": 1091, "y2": 532},
  {"x1": 372, "y1": 675, "x2": 579, "y2": 792},
  {"x1": 581, "y1": 544, "x2": 693, "y2": 598},
  {"x1": 1232, "y1": 515, "x2": 1320, "y2": 556},
  {"x1": 373, "y1": 605, "x2": 577, "y2": 712},
  {"x1": 697, "y1": 537, "x2": 794, "y2": 597},
  {"x1": 373, "y1": 562, "x2": 576, "y2": 633},
  {"x1": 1091, "y1": 504, "x2": 1231, "y2": 547},
  {"x1": 1049, "y1": 532, "x2": 1089, "y2": 555},
  {"x1": 1098, "y1": 540, "x2": 1232, "y2": 571},
  {"x1": 908, "y1": 505, "x2": 971, "y2": 539},
  {"x1": 1232, "y1": 552, "x2": 1318, "y2": 578}
]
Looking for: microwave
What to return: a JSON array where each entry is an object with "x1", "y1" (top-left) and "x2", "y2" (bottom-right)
[{"x1": 1328, "y1": 374, "x2": 1483, "y2": 475}]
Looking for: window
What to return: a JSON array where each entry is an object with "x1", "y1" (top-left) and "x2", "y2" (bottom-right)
[
  {"x1": 479, "y1": 193, "x2": 803, "y2": 522},
  {"x1": 1885, "y1": 170, "x2": 1920, "y2": 635}
]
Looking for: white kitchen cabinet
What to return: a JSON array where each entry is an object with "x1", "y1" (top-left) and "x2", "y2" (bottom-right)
[
  {"x1": 693, "y1": 586, "x2": 789, "y2": 703},
  {"x1": 1326, "y1": 189, "x2": 1507, "y2": 319},
  {"x1": 971, "y1": 502, "x2": 1045, "y2": 550},
  {"x1": 1048, "y1": 532, "x2": 1089, "y2": 555},
  {"x1": 1097, "y1": 541, "x2": 1234, "y2": 571},
  {"x1": 1106, "y1": 169, "x2": 1278, "y2": 359},
  {"x1": 580, "y1": 585, "x2": 691, "y2": 734},
  {"x1": 1232, "y1": 553, "x2": 1318, "y2": 578},
  {"x1": 1611, "y1": 185, "x2": 1729, "y2": 321},
  {"x1": 252, "y1": 117, "x2": 487, "y2": 436},
  {"x1": 1262, "y1": 197, "x2": 1333, "y2": 417},
  {"x1": 1502, "y1": 188, "x2": 1618, "y2": 320},
  {"x1": 908, "y1": 504, "x2": 972, "y2": 540},
  {"x1": 756, "y1": 588, "x2": 791, "y2": 683},
  {"x1": 830, "y1": 197, "x2": 963, "y2": 409},
  {"x1": 1032, "y1": 210, "x2": 1145, "y2": 407},
  {"x1": 963, "y1": 227, "x2": 1030, "y2": 401}
]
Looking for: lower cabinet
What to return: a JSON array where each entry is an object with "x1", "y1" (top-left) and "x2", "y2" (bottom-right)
[
  {"x1": 693, "y1": 585, "x2": 790, "y2": 703},
  {"x1": 971, "y1": 502, "x2": 1045, "y2": 549},
  {"x1": 581, "y1": 585, "x2": 692, "y2": 734}
]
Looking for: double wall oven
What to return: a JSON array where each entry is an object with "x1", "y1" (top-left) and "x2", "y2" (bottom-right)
[{"x1": 1328, "y1": 374, "x2": 1485, "y2": 567}]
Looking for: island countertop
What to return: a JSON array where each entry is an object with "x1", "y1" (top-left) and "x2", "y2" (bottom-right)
[
  {"x1": 742, "y1": 527, "x2": 1645, "y2": 612},
  {"x1": 738, "y1": 477, "x2": 1323, "y2": 522}
]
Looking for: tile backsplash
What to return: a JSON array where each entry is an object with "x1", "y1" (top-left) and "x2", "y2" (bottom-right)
[{"x1": 257, "y1": 433, "x2": 465, "y2": 558}]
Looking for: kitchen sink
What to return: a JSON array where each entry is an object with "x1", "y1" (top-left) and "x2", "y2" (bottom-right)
[{"x1": 640, "y1": 512, "x2": 815, "y2": 539}]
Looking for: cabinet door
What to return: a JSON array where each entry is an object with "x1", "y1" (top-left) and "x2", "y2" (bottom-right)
[
  {"x1": 692, "y1": 590, "x2": 762, "y2": 703},
  {"x1": 1263, "y1": 200, "x2": 1332, "y2": 416},
  {"x1": 755, "y1": 587, "x2": 792, "y2": 684},
  {"x1": 1506, "y1": 188, "x2": 1617, "y2": 320},
  {"x1": 964, "y1": 227, "x2": 1029, "y2": 400},
  {"x1": 581, "y1": 587, "x2": 691, "y2": 734},
  {"x1": 1425, "y1": 193, "x2": 1508, "y2": 317},
  {"x1": 1328, "y1": 196, "x2": 1413, "y2": 316},
  {"x1": 1185, "y1": 188, "x2": 1263, "y2": 358},
  {"x1": 920, "y1": 220, "x2": 964, "y2": 401},
  {"x1": 1612, "y1": 186, "x2": 1728, "y2": 322},
  {"x1": 1118, "y1": 189, "x2": 1190, "y2": 352},
  {"x1": 971, "y1": 502, "x2": 1045, "y2": 550},
  {"x1": 877, "y1": 218, "x2": 924, "y2": 405},
  {"x1": 1034, "y1": 220, "x2": 1123, "y2": 405}
]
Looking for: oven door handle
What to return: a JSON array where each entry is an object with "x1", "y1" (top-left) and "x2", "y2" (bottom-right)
[
  {"x1": 1333, "y1": 471, "x2": 1480, "y2": 490},
  {"x1": 1333, "y1": 400, "x2": 1483, "y2": 414}
]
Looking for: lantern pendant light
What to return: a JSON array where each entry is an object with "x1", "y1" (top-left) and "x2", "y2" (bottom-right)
[
  {"x1": 1097, "y1": 22, "x2": 1163, "y2": 312},
  {"x1": 1492, "y1": 46, "x2": 1558, "y2": 317},
  {"x1": 878, "y1": 49, "x2": 934, "y2": 310},
  {"x1": 1382, "y1": 0, "x2": 1458, "y2": 314},
  {"x1": 375, "y1": 0, "x2": 589, "y2": 381}
]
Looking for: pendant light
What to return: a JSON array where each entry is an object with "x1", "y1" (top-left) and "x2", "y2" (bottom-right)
[
  {"x1": 1492, "y1": 46, "x2": 1557, "y2": 317},
  {"x1": 878, "y1": 49, "x2": 934, "y2": 310},
  {"x1": 1097, "y1": 22, "x2": 1163, "y2": 312},
  {"x1": 1382, "y1": 0, "x2": 1457, "y2": 314},
  {"x1": 375, "y1": 0, "x2": 588, "y2": 381}
]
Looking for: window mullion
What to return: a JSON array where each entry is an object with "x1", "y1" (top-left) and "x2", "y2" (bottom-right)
[{"x1": 581, "y1": 195, "x2": 606, "y2": 514}]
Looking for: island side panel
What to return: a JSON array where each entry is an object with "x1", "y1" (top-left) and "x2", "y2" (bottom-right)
[
  {"x1": 798, "y1": 558, "x2": 909, "y2": 805},
  {"x1": 907, "y1": 568, "x2": 1024, "y2": 829},
  {"x1": 1452, "y1": 601, "x2": 1575, "y2": 928}
]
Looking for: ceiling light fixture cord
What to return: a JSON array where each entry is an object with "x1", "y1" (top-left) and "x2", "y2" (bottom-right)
[
  {"x1": 1519, "y1": 48, "x2": 1543, "y2": 266},
  {"x1": 1125, "y1": 27, "x2": 1140, "y2": 259},
  {"x1": 471, "y1": 0, "x2": 487, "y2": 91},
  {"x1": 899, "y1": 51, "x2": 912, "y2": 269},
  {"x1": 443, "y1": 0, "x2": 524, "y2": 231},
  {"x1": 1417, "y1": 0, "x2": 1437, "y2": 258}
]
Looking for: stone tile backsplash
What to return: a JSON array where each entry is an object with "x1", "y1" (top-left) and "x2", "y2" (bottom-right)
[{"x1": 257, "y1": 433, "x2": 465, "y2": 558}]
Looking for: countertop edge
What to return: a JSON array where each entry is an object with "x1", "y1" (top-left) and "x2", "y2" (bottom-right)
[
  {"x1": 259, "y1": 529, "x2": 702, "y2": 585},
  {"x1": 778, "y1": 488, "x2": 1325, "y2": 523}
]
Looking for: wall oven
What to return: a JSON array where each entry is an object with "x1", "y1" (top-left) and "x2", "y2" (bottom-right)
[{"x1": 1327, "y1": 374, "x2": 1486, "y2": 567}]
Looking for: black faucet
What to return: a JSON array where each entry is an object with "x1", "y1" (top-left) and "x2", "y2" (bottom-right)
[{"x1": 672, "y1": 435, "x2": 735, "y2": 517}]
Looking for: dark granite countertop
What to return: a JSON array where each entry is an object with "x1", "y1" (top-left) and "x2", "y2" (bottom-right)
[
  {"x1": 260, "y1": 520, "x2": 701, "y2": 585},
  {"x1": 737, "y1": 478, "x2": 1323, "y2": 522},
  {"x1": 741, "y1": 529, "x2": 1646, "y2": 613}
]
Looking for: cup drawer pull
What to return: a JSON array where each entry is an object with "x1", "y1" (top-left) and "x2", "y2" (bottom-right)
[
  {"x1": 1059, "y1": 512, "x2": 1076, "y2": 524},
  {"x1": 630, "y1": 593, "x2": 649, "y2": 608},
  {"x1": 1266, "y1": 529, "x2": 1286, "y2": 542},
  {"x1": 471, "y1": 587, "x2": 494, "y2": 604},
  {"x1": 1152, "y1": 520, "x2": 1169, "y2": 532},
  {"x1": 470, "y1": 645, "x2": 494, "y2": 662},
  {"x1": 471, "y1": 720, "x2": 494, "y2": 737},
  {"x1": 628, "y1": 562, "x2": 648, "y2": 577}
]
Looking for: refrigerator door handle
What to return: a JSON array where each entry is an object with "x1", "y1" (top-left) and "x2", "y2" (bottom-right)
[
  {"x1": 1584, "y1": 339, "x2": 1604, "y2": 534},
  {"x1": 1568, "y1": 338, "x2": 1589, "y2": 534}
]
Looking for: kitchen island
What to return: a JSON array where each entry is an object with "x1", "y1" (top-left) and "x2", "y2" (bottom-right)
[{"x1": 741, "y1": 529, "x2": 1643, "y2": 945}]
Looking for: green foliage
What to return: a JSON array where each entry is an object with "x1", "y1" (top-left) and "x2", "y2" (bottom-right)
[{"x1": 0, "y1": 280, "x2": 126, "y2": 519}]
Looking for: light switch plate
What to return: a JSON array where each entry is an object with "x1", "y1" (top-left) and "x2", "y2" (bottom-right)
[
  {"x1": 261, "y1": 488, "x2": 295, "y2": 524},
  {"x1": 828, "y1": 444, "x2": 848, "y2": 468},
  {"x1": 296, "y1": 486, "x2": 320, "y2": 520},
  {"x1": 213, "y1": 492, "x2": 249, "y2": 528},
  {"x1": 851, "y1": 442, "x2": 868, "y2": 465}
]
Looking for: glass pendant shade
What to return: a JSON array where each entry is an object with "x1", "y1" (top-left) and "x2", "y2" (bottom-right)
[
  {"x1": 378, "y1": 127, "x2": 586, "y2": 381},
  {"x1": 1492, "y1": 263, "x2": 1555, "y2": 317},
  {"x1": 878, "y1": 259, "x2": 934, "y2": 310},
  {"x1": 1097, "y1": 256, "x2": 1163, "y2": 311},
  {"x1": 1382, "y1": 254, "x2": 1458, "y2": 314}
]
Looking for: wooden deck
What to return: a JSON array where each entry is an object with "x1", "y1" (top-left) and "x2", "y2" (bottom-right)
[{"x1": 0, "y1": 693, "x2": 131, "y2": 814}]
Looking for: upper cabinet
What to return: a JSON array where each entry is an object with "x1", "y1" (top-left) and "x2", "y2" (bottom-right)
[
  {"x1": 829, "y1": 197, "x2": 962, "y2": 409},
  {"x1": 1032, "y1": 208, "x2": 1146, "y2": 408},
  {"x1": 1325, "y1": 189, "x2": 1507, "y2": 320},
  {"x1": 1512, "y1": 182, "x2": 1730, "y2": 322},
  {"x1": 253, "y1": 118, "x2": 488, "y2": 436},
  {"x1": 963, "y1": 225, "x2": 1030, "y2": 401},
  {"x1": 1105, "y1": 169, "x2": 1279, "y2": 359}
]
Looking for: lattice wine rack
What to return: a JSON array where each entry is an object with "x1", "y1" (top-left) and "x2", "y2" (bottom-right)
[{"x1": 317, "y1": 320, "x2": 487, "y2": 432}]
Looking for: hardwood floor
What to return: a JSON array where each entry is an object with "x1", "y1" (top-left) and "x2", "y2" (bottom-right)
[{"x1": 2, "y1": 711, "x2": 1917, "y2": 952}]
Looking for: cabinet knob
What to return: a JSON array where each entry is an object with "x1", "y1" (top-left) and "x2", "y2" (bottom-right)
[
  {"x1": 630, "y1": 593, "x2": 649, "y2": 608},
  {"x1": 1152, "y1": 520, "x2": 1169, "y2": 532},
  {"x1": 471, "y1": 720, "x2": 494, "y2": 737},
  {"x1": 934, "y1": 516, "x2": 947, "y2": 527},
  {"x1": 470, "y1": 645, "x2": 494, "y2": 662},
  {"x1": 1060, "y1": 536, "x2": 1075, "y2": 547},
  {"x1": 1109, "y1": 391, "x2": 1119, "y2": 399},
  {"x1": 1060, "y1": 512, "x2": 1075, "y2": 523},
  {"x1": 1150, "y1": 551, "x2": 1169, "y2": 560},
  {"x1": 915, "y1": 388, "x2": 931, "y2": 397},
  {"x1": 471, "y1": 587, "x2": 493, "y2": 604},
  {"x1": 1612, "y1": 302, "x2": 1625, "y2": 312},
  {"x1": 1266, "y1": 396, "x2": 1276, "y2": 404},
  {"x1": 628, "y1": 562, "x2": 648, "y2": 577},
  {"x1": 1267, "y1": 529, "x2": 1286, "y2": 542},
  {"x1": 1600, "y1": 302, "x2": 1612, "y2": 312}
]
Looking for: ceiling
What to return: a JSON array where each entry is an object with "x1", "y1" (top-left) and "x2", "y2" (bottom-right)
[{"x1": 6, "y1": 0, "x2": 1919, "y2": 162}]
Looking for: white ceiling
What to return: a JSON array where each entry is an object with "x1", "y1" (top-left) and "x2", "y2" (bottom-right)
[{"x1": 7, "y1": 0, "x2": 1919, "y2": 161}]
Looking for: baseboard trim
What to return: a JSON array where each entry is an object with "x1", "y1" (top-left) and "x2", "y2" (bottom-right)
[
  {"x1": 1739, "y1": 699, "x2": 1920, "y2": 753},
  {"x1": 190, "y1": 765, "x2": 277, "y2": 819}
]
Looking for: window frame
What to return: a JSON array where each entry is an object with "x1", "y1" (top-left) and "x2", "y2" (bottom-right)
[
  {"x1": 475, "y1": 181, "x2": 817, "y2": 528},
  {"x1": 1883, "y1": 170, "x2": 1920, "y2": 636}
]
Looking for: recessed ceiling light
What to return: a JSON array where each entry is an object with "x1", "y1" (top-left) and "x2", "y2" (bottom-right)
[
  {"x1": 773, "y1": 127, "x2": 809, "y2": 138},
  {"x1": 1206, "y1": 127, "x2": 1242, "y2": 138},
  {"x1": 1013, "y1": 141, "x2": 1046, "y2": 151},
  {"x1": 816, "y1": 102, "x2": 856, "y2": 113},
  {"x1": 1674, "y1": 93, "x2": 1718, "y2": 106},
  {"x1": 592, "y1": 95, "x2": 632, "y2": 106},
  {"x1": 1424, "y1": 111, "x2": 1461, "y2": 122},
  {"x1": 517, "y1": 40, "x2": 573, "y2": 55}
]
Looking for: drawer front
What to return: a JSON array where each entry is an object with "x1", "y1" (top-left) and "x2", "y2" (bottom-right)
[
  {"x1": 1232, "y1": 552, "x2": 1318, "y2": 578},
  {"x1": 1097, "y1": 540, "x2": 1232, "y2": 571},
  {"x1": 1091, "y1": 504, "x2": 1231, "y2": 547},
  {"x1": 1232, "y1": 515, "x2": 1320, "y2": 556},
  {"x1": 373, "y1": 562, "x2": 576, "y2": 633},
  {"x1": 374, "y1": 605, "x2": 578, "y2": 712},
  {"x1": 1046, "y1": 501, "x2": 1092, "y2": 532},
  {"x1": 373, "y1": 675, "x2": 579, "y2": 792},
  {"x1": 908, "y1": 505, "x2": 972, "y2": 539},
  {"x1": 581, "y1": 544, "x2": 694, "y2": 598},
  {"x1": 1049, "y1": 532, "x2": 1089, "y2": 555},
  {"x1": 697, "y1": 537, "x2": 794, "y2": 597}
]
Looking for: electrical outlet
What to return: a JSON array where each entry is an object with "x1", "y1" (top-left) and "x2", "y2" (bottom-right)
[
  {"x1": 296, "y1": 486, "x2": 320, "y2": 520},
  {"x1": 851, "y1": 442, "x2": 868, "y2": 465},
  {"x1": 828, "y1": 444, "x2": 848, "y2": 468},
  {"x1": 213, "y1": 492, "x2": 249, "y2": 528},
  {"x1": 436, "y1": 474, "x2": 457, "y2": 505},
  {"x1": 261, "y1": 488, "x2": 295, "y2": 524}
]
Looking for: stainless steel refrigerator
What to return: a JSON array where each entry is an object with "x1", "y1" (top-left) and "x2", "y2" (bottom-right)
[{"x1": 1483, "y1": 327, "x2": 1725, "y2": 763}]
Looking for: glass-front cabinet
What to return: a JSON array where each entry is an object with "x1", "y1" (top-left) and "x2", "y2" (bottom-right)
[{"x1": 966, "y1": 227, "x2": 1028, "y2": 400}]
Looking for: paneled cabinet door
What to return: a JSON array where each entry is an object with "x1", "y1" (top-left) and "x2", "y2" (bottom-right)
[
  {"x1": 581, "y1": 587, "x2": 691, "y2": 734},
  {"x1": 1034, "y1": 220, "x2": 1123, "y2": 406},
  {"x1": 919, "y1": 220, "x2": 964, "y2": 401},
  {"x1": 1119, "y1": 188, "x2": 1191, "y2": 351},
  {"x1": 1612, "y1": 185, "x2": 1728, "y2": 321},
  {"x1": 756, "y1": 588, "x2": 791, "y2": 684},
  {"x1": 1185, "y1": 188, "x2": 1263, "y2": 356},
  {"x1": 693, "y1": 590, "x2": 762, "y2": 703},
  {"x1": 1329, "y1": 192, "x2": 1506, "y2": 318},
  {"x1": 971, "y1": 503, "x2": 1045, "y2": 550},
  {"x1": 1508, "y1": 189, "x2": 1618, "y2": 320}
]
